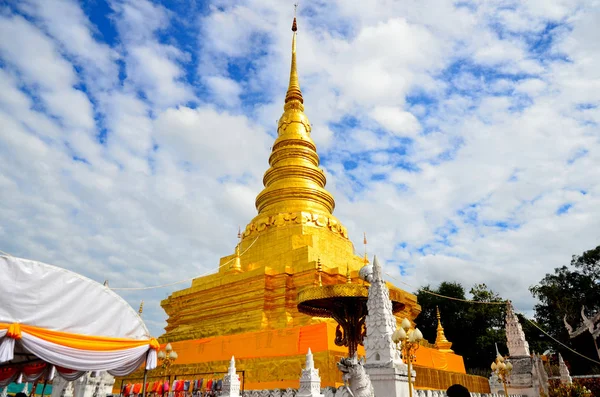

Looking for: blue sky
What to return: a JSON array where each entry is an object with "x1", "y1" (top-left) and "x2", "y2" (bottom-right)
[{"x1": 0, "y1": 0, "x2": 599, "y2": 337}]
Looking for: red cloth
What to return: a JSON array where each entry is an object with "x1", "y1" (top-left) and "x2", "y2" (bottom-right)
[
  {"x1": 163, "y1": 381, "x2": 170, "y2": 392},
  {"x1": 206, "y1": 379, "x2": 212, "y2": 391},
  {"x1": 0, "y1": 366, "x2": 19, "y2": 386},
  {"x1": 133, "y1": 383, "x2": 142, "y2": 394},
  {"x1": 124, "y1": 384, "x2": 132, "y2": 395},
  {"x1": 176, "y1": 380, "x2": 185, "y2": 392}
]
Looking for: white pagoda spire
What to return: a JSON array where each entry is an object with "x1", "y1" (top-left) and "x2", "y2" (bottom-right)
[
  {"x1": 505, "y1": 301, "x2": 530, "y2": 357},
  {"x1": 297, "y1": 348, "x2": 323, "y2": 397},
  {"x1": 221, "y1": 356, "x2": 241, "y2": 397},
  {"x1": 558, "y1": 353, "x2": 572, "y2": 384},
  {"x1": 363, "y1": 256, "x2": 402, "y2": 367}
]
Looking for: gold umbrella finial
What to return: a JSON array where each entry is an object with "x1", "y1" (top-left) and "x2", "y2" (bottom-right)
[
  {"x1": 316, "y1": 258, "x2": 323, "y2": 287},
  {"x1": 230, "y1": 228, "x2": 242, "y2": 273},
  {"x1": 138, "y1": 300, "x2": 144, "y2": 316},
  {"x1": 346, "y1": 263, "x2": 351, "y2": 284}
]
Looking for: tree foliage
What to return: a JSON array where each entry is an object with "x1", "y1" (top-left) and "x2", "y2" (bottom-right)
[
  {"x1": 529, "y1": 245, "x2": 600, "y2": 374},
  {"x1": 414, "y1": 282, "x2": 506, "y2": 372}
]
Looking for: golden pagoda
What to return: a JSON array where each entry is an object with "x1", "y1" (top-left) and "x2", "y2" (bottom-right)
[
  {"x1": 146, "y1": 16, "x2": 487, "y2": 393},
  {"x1": 434, "y1": 306, "x2": 454, "y2": 353}
]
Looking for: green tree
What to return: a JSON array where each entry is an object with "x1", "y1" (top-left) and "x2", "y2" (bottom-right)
[
  {"x1": 415, "y1": 282, "x2": 507, "y2": 372},
  {"x1": 465, "y1": 284, "x2": 506, "y2": 368},
  {"x1": 529, "y1": 245, "x2": 600, "y2": 374},
  {"x1": 415, "y1": 282, "x2": 467, "y2": 350}
]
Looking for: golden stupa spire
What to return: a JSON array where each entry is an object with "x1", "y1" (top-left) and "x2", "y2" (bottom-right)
[
  {"x1": 435, "y1": 306, "x2": 454, "y2": 353},
  {"x1": 252, "y1": 11, "x2": 336, "y2": 221},
  {"x1": 285, "y1": 12, "x2": 303, "y2": 109},
  {"x1": 138, "y1": 301, "x2": 144, "y2": 316}
]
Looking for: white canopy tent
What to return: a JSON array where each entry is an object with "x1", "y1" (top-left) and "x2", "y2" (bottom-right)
[{"x1": 0, "y1": 255, "x2": 158, "y2": 386}]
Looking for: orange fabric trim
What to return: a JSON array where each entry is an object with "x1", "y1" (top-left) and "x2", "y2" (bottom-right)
[
  {"x1": 0, "y1": 323, "x2": 156, "y2": 351},
  {"x1": 7, "y1": 323, "x2": 22, "y2": 339}
]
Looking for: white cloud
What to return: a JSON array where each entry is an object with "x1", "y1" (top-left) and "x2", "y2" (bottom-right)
[
  {"x1": 371, "y1": 106, "x2": 421, "y2": 136},
  {"x1": 204, "y1": 75, "x2": 242, "y2": 107},
  {"x1": 18, "y1": 0, "x2": 119, "y2": 91},
  {"x1": 0, "y1": 14, "x2": 95, "y2": 131}
]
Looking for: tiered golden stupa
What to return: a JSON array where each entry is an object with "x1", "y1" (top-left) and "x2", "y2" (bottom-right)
[{"x1": 148, "y1": 17, "x2": 488, "y2": 393}]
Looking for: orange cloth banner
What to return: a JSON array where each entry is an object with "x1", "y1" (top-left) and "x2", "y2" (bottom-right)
[{"x1": 0, "y1": 323, "x2": 158, "y2": 352}]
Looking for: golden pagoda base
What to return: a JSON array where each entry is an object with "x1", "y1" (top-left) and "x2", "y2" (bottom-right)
[{"x1": 116, "y1": 322, "x2": 490, "y2": 393}]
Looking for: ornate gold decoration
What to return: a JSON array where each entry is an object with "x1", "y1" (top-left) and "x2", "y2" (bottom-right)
[
  {"x1": 242, "y1": 211, "x2": 349, "y2": 240},
  {"x1": 434, "y1": 306, "x2": 453, "y2": 353}
]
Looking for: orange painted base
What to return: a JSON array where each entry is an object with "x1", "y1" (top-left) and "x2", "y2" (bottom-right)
[{"x1": 118, "y1": 321, "x2": 471, "y2": 392}]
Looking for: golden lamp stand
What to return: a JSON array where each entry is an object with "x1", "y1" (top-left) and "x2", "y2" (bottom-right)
[
  {"x1": 157, "y1": 343, "x2": 178, "y2": 397},
  {"x1": 392, "y1": 318, "x2": 424, "y2": 397},
  {"x1": 491, "y1": 354, "x2": 513, "y2": 396}
]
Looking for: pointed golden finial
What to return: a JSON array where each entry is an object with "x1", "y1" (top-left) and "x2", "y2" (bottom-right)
[
  {"x1": 235, "y1": 226, "x2": 242, "y2": 256},
  {"x1": 229, "y1": 228, "x2": 242, "y2": 273},
  {"x1": 363, "y1": 232, "x2": 369, "y2": 264},
  {"x1": 138, "y1": 301, "x2": 144, "y2": 316},
  {"x1": 346, "y1": 263, "x2": 352, "y2": 284},
  {"x1": 316, "y1": 258, "x2": 323, "y2": 287},
  {"x1": 435, "y1": 306, "x2": 453, "y2": 353},
  {"x1": 284, "y1": 7, "x2": 303, "y2": 110}
]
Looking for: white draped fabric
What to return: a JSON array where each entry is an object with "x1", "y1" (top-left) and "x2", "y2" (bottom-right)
[
  {"x1": 18, "y1": 332, "x2": 154, "y2": 372},
  {"x1": 0, "y1": 256, "x2": 148, "y2": 338},
  {"x1": 0, "y1": 255, "x2": 158, "y2": 377},
  {"x1": 0, "y1": 330, "x2": 10, "y2": 362}
]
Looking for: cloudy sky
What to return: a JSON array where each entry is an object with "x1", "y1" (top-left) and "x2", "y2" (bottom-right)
[{"x1": 0, "y1": 0, "x2": 599, "y2": 337}]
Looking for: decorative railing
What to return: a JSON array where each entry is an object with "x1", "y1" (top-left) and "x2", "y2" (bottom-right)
[{"x1": 240, "y1": 388, "x2": 525, "y2": 397}]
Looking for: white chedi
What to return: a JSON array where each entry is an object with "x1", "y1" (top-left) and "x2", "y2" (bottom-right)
[
  {"x1": 298, "y1": 348, "x2": 324, "y2": 397},
  {"x1": 362, "y1": 256, "x2": 402, "y2": 368},
  {"x1": 221, "y1": 356, "x2": 241, "y2": 397},
  {"x1": 558, "y1": 353, "x2": 572, "y2": 385}
]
